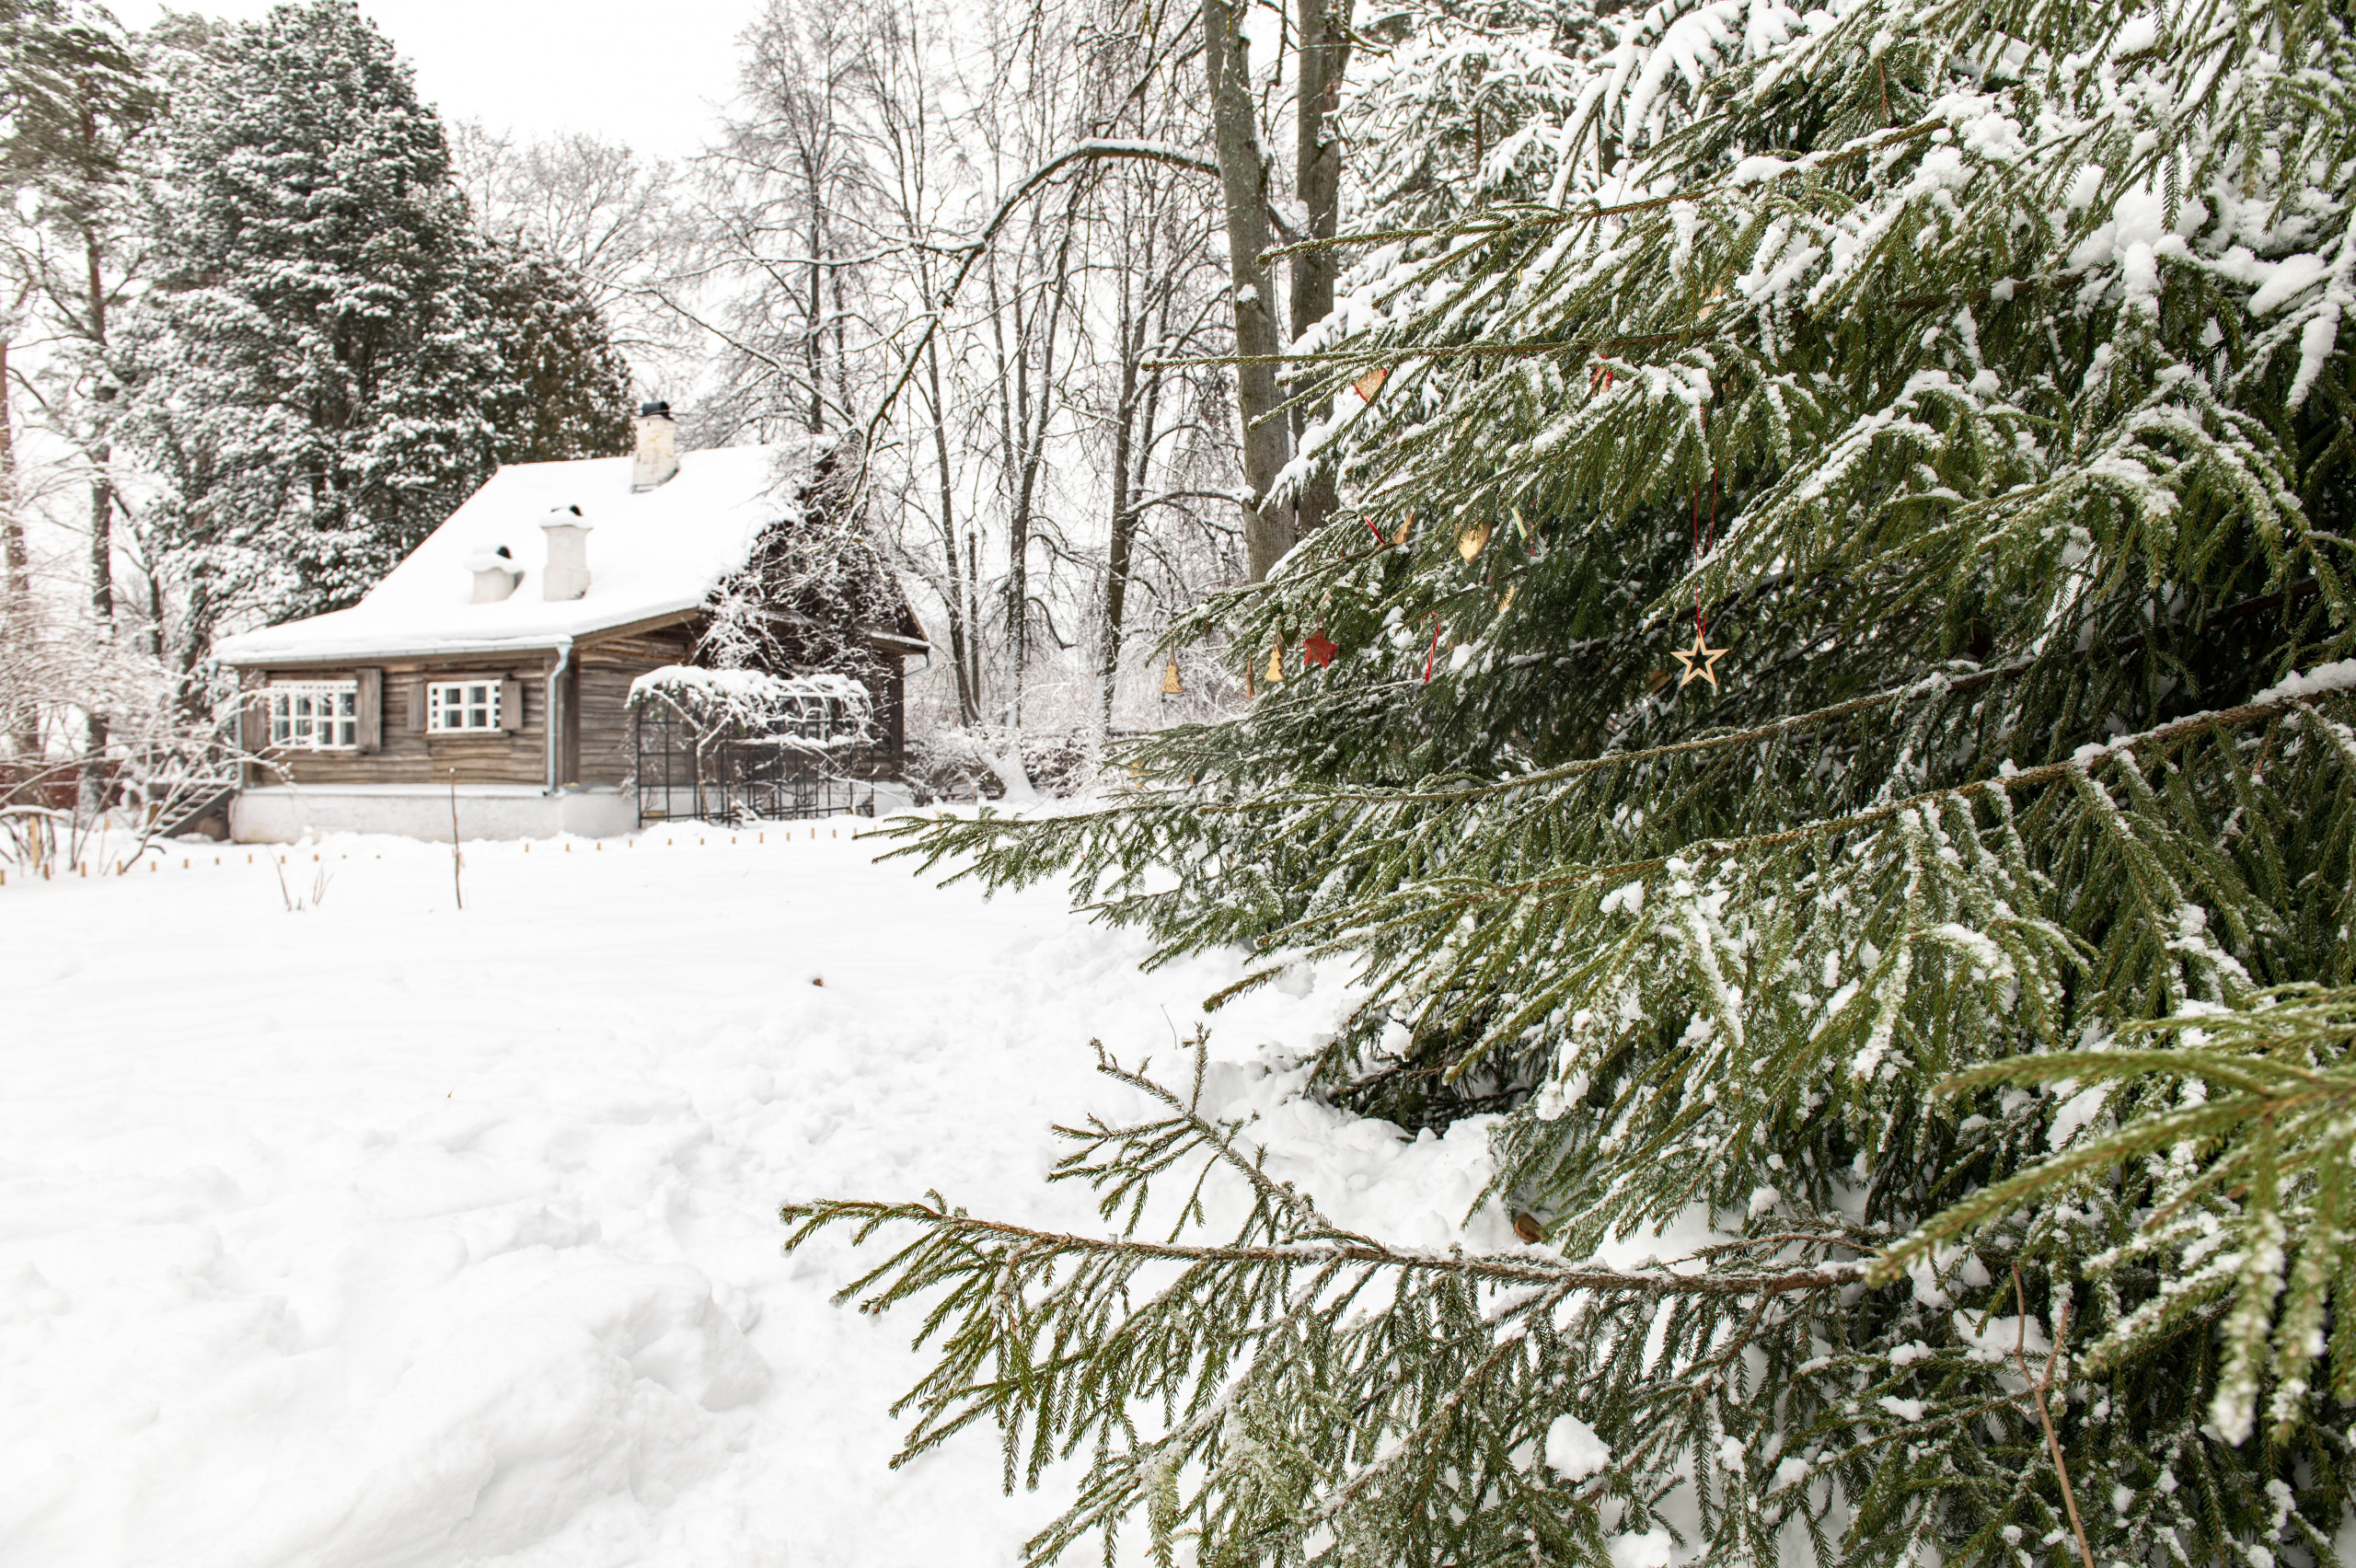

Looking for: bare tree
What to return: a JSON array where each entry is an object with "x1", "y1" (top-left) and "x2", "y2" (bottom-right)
[
  {"x1": 452, "y1": 122, "x2": 691, "y2": 386},
  {"x1": 651, "y1": 0, "x2": 1302, "y2": 761},
  {"x1": 855, "y1": 0, "x2": 987, "y2": 723},
  {"x1": 1074, "y1": 21, "x2": 1235, "y2": 730},
  {"x1": 698, "y1": 0, "x2": 884, "y2": 441}
]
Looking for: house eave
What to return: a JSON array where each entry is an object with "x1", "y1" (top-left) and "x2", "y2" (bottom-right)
[
  {"x1": 220, "y1": 641, "x2": 565, "y2": 669},
  {"x1": 218, "y1": 608, "x2": 703, "y2": 668}
]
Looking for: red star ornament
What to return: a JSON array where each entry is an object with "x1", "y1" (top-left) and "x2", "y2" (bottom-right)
[{"x1": 1302, "y1": 630, "x2": 1339, "y2": 669}]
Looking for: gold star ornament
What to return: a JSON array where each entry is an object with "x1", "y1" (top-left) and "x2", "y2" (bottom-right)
[{"x1": 1670, "y1": 628, "x2": 1729, "y2": 690}]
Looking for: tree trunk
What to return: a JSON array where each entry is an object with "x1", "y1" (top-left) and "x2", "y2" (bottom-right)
[
  {"x1": 806, "y1": 202, "x2": 826, "y2": 434},
  {"x1": 1289, "y1": 0, "x2": 1353, "y2": 544},
  {"x1": 832, "y1": 261, "x2": 854, "y2": 428},
  {"x1": 84, "y1": 455, "x2": 112, "y2": 797},
  {"x1": 924, "y1": 338, "x2": 981, "y2": 725},
  {"x1": 964, "y1": 528, "x2": 984, "y2": 715},
  {"x1": 1202, "y1": 0, "x2": 1294, "y2": 582},
  {"x1": 82, "y1": 228, "x2": 114, "y2": 808},
  {"x1": 1, "y1": 335, "x2": 42, "y2": 771},
  {"x1": 997, "y1": 218, "x2": 1079, "y2": 731},
  {"x1": 1100, "y1": 246, "x2": 1177, "y2": 732},
  {"x1": 988, "y1": 265, "x2": 1030, "y2": 725},
  {"x1": 1101, "y1": 283, "x2": 1142, "y2": 732}
]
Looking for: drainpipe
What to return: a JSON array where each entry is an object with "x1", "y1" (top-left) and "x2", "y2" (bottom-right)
[{"x1": 545, "y1": 637, "x2": 573, "y2": 794}]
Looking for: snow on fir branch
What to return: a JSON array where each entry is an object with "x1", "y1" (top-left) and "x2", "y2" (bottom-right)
[{"x1": 814, "y1": 0, "x2": 2356, "y2": 1562}]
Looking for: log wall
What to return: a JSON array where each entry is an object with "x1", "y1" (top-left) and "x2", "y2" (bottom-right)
[
  {"x1": 242, "y1": 654, "x2": 557, "y2": 788},
  {"x1": 237, "y1": 617, "x2": 909, "y2": 790},
  {"x1": 574, "y1": 628, "x2": 697, "y2": 785}
]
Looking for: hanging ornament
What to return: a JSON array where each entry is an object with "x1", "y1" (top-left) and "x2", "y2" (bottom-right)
[
  {"x1": 1265, "y1": 638, "x2": 1287, "y2": 686},
  {"x1": 1674, "y1": 460, "x2": 1728, "y2": 690},
  {"x1": 1422, "y1": 618, "x2": 1443, "y2": 683},
  {"x1": 1161, "y1": 657, "x2": 1184, "y2": 696},
  {"x1": 1671, "y1": 628, "x2": 1729, "y2": 689},
  {"x1": 1364, "y1": 514, "x2": 1387, "y2": 546},
  {"x1": 1496, "y1": 583, "x2": 1517, "y2": 613},
  {"x1": 1457, "y1": 519, "x2": 1491, "y2": 561},
  {"x1": 1353, "y1": 365, "x2": 1389, "y2": 403},
  {"x1": 1303, "y1": 629, "x2": 1339, "y2": 670},
  {"x1": 1393, "y1": 511, "x2": 1417, "y2": 547}
]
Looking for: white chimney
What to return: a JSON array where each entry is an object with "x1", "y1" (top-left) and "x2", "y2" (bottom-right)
[
  {"x1": 466, "y1": 546, "x2": 520, "y2": 603},
  {"x1": 631, "y1": 400, "x2": 679, "y2": 490},
  {"x1": 540, "y1": 505, "x2": 593, "y2": 601}
]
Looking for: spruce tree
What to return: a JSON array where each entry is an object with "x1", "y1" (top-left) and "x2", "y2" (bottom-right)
[
  {"x1": 116, "y1": 1, "x2": 630, "y2": 640},
  {"x1": 478, "y1": 237, "x2": 633, "y2": 467},
  {"x1": 792, "y1": 0, "x2": 2356, "y2": 1564}
]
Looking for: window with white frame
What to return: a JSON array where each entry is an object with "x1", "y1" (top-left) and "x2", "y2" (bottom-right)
[
  {"x1": 427, "y1": 679, "x2": 502, "y2": 733},
  {"x1": 267, "y1": 682, "x2": 359, "y2": 750}
]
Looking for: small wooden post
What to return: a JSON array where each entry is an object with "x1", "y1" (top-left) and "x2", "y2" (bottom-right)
[{"x1": 447, "y1": 769, "x2": 464, "y2": 911}]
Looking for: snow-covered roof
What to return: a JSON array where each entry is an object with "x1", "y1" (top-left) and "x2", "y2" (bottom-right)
[{"x1": 214, "y1": 444, "x2": 805, "y2": 664}]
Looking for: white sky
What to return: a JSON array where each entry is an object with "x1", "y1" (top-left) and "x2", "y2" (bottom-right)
[{"x1": 110, "y1": 1, "x2": 773, "y2": 159}]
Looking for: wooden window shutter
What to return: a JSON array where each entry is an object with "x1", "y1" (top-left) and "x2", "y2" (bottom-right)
[
  {"x1": 238, "y1": 680, "x2": 268, "y2": 753},
  {"x1": 499, "y1": 677, "x2": 525, "y2": 733},
  {"x1": 354, "y1": 668, "x2": 383, "y2": 754},
  {"x1": 406, "y1": 678, "x2": 429, "y2": 732}
]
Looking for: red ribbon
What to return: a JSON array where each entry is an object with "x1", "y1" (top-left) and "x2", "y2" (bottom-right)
[{"x1": 1692, "y1": 465, "x2": 1719, "y2": 636}]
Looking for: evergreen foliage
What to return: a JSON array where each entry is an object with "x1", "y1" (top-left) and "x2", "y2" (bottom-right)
[
  {"x1": 477, "y1": 238, "x2": 634, "y2": 467},
  {"x1": 0, "y1": 0, "x2": 157, "y2": 232},
  {"x1": 114, "y1": 0, "x2": 631, "y2": 641},
  {"x1": 792, "y1": 0, "x2": 2356, "y2": 1562}
]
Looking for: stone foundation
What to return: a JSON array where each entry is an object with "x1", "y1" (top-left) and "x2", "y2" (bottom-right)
[{"x1": 230, "y1": 785, "x2": 637, "y2": 844}]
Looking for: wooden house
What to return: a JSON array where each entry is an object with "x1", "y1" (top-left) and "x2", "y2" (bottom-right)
[{"x1": 213, "y1": 407, "x2": 925, "y2": 842}]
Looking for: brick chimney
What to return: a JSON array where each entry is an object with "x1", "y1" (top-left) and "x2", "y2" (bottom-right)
[
  {"x1": 631, "y1": 400, "x2": 679, "y2": 491},
  {"x1": 540, "y1": 505, "x2": 593, "y2": 601}
]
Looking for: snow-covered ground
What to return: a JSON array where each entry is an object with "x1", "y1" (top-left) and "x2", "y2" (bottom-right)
[{"x1": 0, "y1": 822, "x2": 1502, "y2": 1567}]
